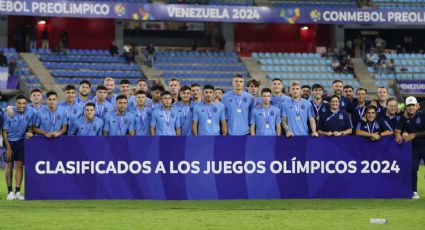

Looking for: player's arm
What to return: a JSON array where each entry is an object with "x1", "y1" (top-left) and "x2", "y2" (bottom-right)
[
  {"x1": 150, "y1": 126, "x2": 155, "y2": 136},
  {"x1": 176, "y1": 128, "x2": 181, "y2": 136},
  {"x1": 192, "y1": 121, "x2": 198, "y2": 136},
  {"x1": 53, "y1": 124, "x2": 67, "y2": 137},
  {"x1": 33, "y1": 126, "x2": 52, "y2": 138},
  {"x1": 249, "y1": 124, "x2": 255, "y2": 136},
  {"x1": 220, "y1": 120, "x2": 227, "y2": 136},
  {"x1": 128, "y1": 130, "x2": 135, "y2": 136},
  {"x1": 309, "y1": 117, "x2": 318, "y2": 137},
  {"x1": 281, "y1": 116, "x2": 291, "y2": 136},
  {"x1": 2, "y1": 129, "x2": 13, "y2": 161}
]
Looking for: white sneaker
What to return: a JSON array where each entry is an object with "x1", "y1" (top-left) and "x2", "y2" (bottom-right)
[
  {"x1": 6, "y1": 191, "x2": 15, "y2": 200},
  {"x1": 412, "y1": 192, "x2": 420, "y2": 199},
  {"x1": 14, "y1": 192, "x2": 24, "y2": 200}
]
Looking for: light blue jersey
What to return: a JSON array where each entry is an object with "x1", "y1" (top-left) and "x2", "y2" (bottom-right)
[
  {"x1": 28, "y1": 103, "x2": 47, "y2": 113},
  {"x1": 92, "y1": 100, "x2": 115, "y2": 120},
  {"x1": 193, "y1": 102, "x2": 226, "y2": 136},
  {"x1": 58, "y1": 101, "x2": 84, "y2": 134},
  {"x1": 130, "y1": 106, "x2": 152, "y2": 136},
  {"x1": 281, "y1": 98, "x2": 314, "y2": 136},
  {"x1": 151, "y1": 107, "x2": 181, "y2": 136},
  {"x1": 173, "y1": 101, "x2": 194, "y2": 136},
  {"x1": 103, "y1": 112, "x2": 135, "y2": 136},
  {"x1": 3, "y1": 108, "x2": 35, "y2": 141},
  {"x1": 271, "y1": 94, "x2": 290, "y2": 108},
  {"x1": 34, "y1": 106, "x2": 68, "y2": 133},
  {"x1": 75, "y1": 96, "x2": 92, "y2": 107},
  {"x1": 221, "y1": 91, "x2": 254, "y2": 135},
  {"x1": 70, "y1": 116, "x2": 104, "y2": 136},
  {"x1": 250, "y1": 105, "x2": 281, "y2": 136}
]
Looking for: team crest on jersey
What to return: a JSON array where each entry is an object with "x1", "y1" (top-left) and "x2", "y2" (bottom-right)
[
  {"x1": 171, "y1": 114, "x2": 175, "y2": 118},
  {"x1": 339, "y1": 114, "x2": 343, "y2": 120},
  {"x1": 375, "y1": 123, "x2": 380, "y2": 129},
  {"x1": 93, "y1": 125, "x2": 97, "y2": 130},
  {"x1": 74, "y1": 109, "x2": 77, "y2": 114},
  {"x1": 112, "y1": 120, "x2": 116, "y2": 123},
  {"x1": 243, "y1": 98, "x2": 247, "y2": 103},
  {"x1": 341, "y1": 101, "x2": 345, "y2": 106},
  {"x1": 271, "y1": 110, "x2": 275, "y2": 116},
  {"x1": 57, "y1": 115, "x2": 61, "y2": 120},
  {"x1": 124, "y1": 119, "x2": 128, "y2": 124},
  {"x1": 322, "y1": 107, "x2": 326, "y2": 112},
  {"x1": 396, "y1": 116, "x2": 400, "y2": 122},
  {"x1": 417, "y1": 117, "x2": 421, "y2": 124},
  {"x1": 301, "y1": 104, "x2": 305, "y2": 110},
  {"x1": 214, "y1": 107, "x2": 217, "y2": 112}
]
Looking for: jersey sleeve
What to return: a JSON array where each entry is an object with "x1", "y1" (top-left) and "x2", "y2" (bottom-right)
[{"x1": 275, "y1": 108, "x2": 281, "y2": 124}]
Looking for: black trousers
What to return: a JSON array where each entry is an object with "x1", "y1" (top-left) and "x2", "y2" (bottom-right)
[{"x1": 412, "y1": 142, "x2": 425, "y2": 192}]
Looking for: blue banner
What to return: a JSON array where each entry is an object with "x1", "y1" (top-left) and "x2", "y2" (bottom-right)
[
  {"x1": 1, "y1": 1, "x2": 425, "y2": 24},
  {"x1": 397, "y1": 80, "x2": 425, "y2": 94},
  {"x1": 25, "y1": 136, "x2": 411, "y2": 200}
]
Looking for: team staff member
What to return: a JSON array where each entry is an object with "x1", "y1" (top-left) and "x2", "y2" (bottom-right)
[
  {"x1": 356, "y1": 105, "x2": 392, "y2": 141},
  {"x1": 317, "y1": 95, "x2": 352, "y2": 136},
  {"x1": 348, "y1": 88, "x2": 370, "y2": 131},
  {"x1": 250, "y1": 88, "x2": 281, "y2": 136},
  {"x1": 76, "y1": 80, "x2": 92, "y2": 106},
  {"x1": 92, "y1": 85, "x2": 115, "y2": 121},
  {"x1": 221, "y1": 75, "x2": 254, "y2": 135},
  {"x1": 377, "y1": 86, "x2": 389, "y2": 114},
  {"x1": 3, "y1": 95, "x2": 34, "y2": 200},
  {"x1": 247, "y1": 79, "x2": 262, "y2": 107},
  {"x1": 150, "y1": 91, "x2": 181, "y2": 136},
  {"x1": 58, "y1": 85, "x2": 83, "y2": 134},
  {"x1": 103, "y1": 95, "x2": 135, "y2": 136},
  {"x1": 173, "y1": 86, "x2": 193, "y2": 136},
  {"x1": 281, "y1": 81, "x2": 318, "y2": 137},
  {"x1": 310, "y1": 84, "x2": 329, "y2": 122},
  {"x1": 343, "y1": 85, "x2": 355, "y2": 105},
  {"x1": 330, "y1": 80, "x2": 349, "y2": 111},
  {"x1": 192, "y1": 85, "x2": 227, "y2": 136},
  {"x1": 270, "y1": 78, "x2": 290, "y2": 107},
  {"x1": 395, "y1": 96, "x2": 425, "y2": 199},
  {"x1": 70, "y1": 103, "x2": 104, "y2": 136},
  {"x1": 130, "y1": 90, "x2": 152, "y2": 136},
  {"x1": 301, "y1": 85, "x2": 311, "y2": 100},
  {"x1": 378, "y1": 98, "x2": 402, "y2": 131},
  {"x1": 33, "y1": 91, "x2": 67, "y2": 138}
]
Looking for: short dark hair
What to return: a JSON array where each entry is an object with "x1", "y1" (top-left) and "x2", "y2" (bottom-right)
[
  {"x1": 332, "y1": 79, "x2": 343, "y2": 85},
  {"x1": 203, "y1": 85, "x2": 214, "y2": 91},
  {"x1": 135, "y1": 90, "x2": 147, "y2": 96},
  {"x1": 80, "y1": 80, "x2": 91, "y2": 87},
  {"x1": 137, "y1": 78, "x2": 148, "y2": 84},
  {"x1": 161, "y1": 90, "x2": 172, "y2": 97},
  {"x1": 366, "y1": 105, "x2": 377, "y2": 113},
  {"x1": 180, "y1": 86, "x2": 191, "y2": 92},
  {"x1": 329, "y1": 95, "x2": 340, "y2": 102},
  {"x1": 16, "y1": 95, "x2": 27, "y2": 101},
  {"x1": 261, "y1": 88, "x2": 272, "y2": 95},
  {"x1": 301, "y1": 85, "x2": 311, "y2": 90},
  {"x1": 169, "y1": 78, "x2": 179, "y2": 83},
  {"x1": 386, "y1": 97, "x2": 398, "y2": 106},
  {"x1": 151, "y1": 84, "x2": 165, "y2": 92},
  {"x1": 64, "y1": 85, "x2": 76, "y2": 91},
  {"x1": 191, "y1": 83, "x2": 200, "y2": 89},
  {"x1": 343, "y1": 85, "x2": 354, "y2": 90},
  {"x1": 356, "y1": 87, "x2": 368, "y2": 94},
  {"x1": 215, "y1": 88, "x2": 225, "y2": 94},
  {"x1": 46, "y1": 91, "x2": 57, "y2": 98},
  {"x1": 116, "y1": 94, "x2": 128, "y2": 102},
  {"x1": 272, "y1": 78, "x2": 282, "y2": 82},
  {"x1": 85, "y1": 102, "x2": 95, "y2": 109},
  {"x1": 233, "y1": 74, "x2": 244, "y2": 79},
  {"x1": 120, "y1": 79, "x2": 131, "y2": 85},
  {"x1": 247, "y1": 79, "x2": 260, "y2": 87},
  {"x1": 30, "y1": 88, "x2": 42, "y2": 95},
  {"x1": 312, "y1": 84, "x2": 324, "y2": 91},
  {"x1": 377, "y1": 86, "x2": 388, "y2": 92},
  {"x1": 96, "y1": 85, "x2": 108, "y2": 91}
]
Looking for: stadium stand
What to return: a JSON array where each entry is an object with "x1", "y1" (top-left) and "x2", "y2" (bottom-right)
[
  {"x1": 272, "y1": 0, "x2": 358, "y2": 8},
  {"x1": 371, "y1": 0, "x2": 425, "y2": 9},
  {"x1": 155, "y1": 51, "x2": 248, "y2": 90}
]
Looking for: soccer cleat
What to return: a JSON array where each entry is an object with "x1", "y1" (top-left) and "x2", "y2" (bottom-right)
[
  {"x1": 14, "y1": 192, "x2": 25, "y2": 200},
  {"x1": 412, "y1": 192, "x2": 420, "y2": 199},
  {"x1": 6, "y1": 192, "x2": 15, "y2": 200}
]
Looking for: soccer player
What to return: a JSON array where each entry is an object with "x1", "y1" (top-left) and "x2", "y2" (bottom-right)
[
  {"x1": 191, "y1": 83, "x2": 202, "y2": 104},
  {"x1": 173, "y1": 86, "x2": 193, "y2": 136},
  {"x1": 395, "y1": 96, "x2": 425, "y2": 199},
  {"x1": 271, "y1": 78, "x2": 290, "y2": 107},
  {"x1": 317, "y1": 95, "x2": 352, "y2": 136},
  {"x1": 104, "y1": 77, "x2": 117, "y2": 104},
  {"x1": 330, "y1": 80, "x2": 349, "y2": 111},
  {"x1": 130, "y1": 90, "x2": 152, "y2": 136},
  {"x1": 301, "y1": 85, "x2": 311, "y2": 100},
  {"x1": 58, "y1": 85, "x2": 84, "y2": 135},
  {"x1": 33, "y1": 91, "x2": 67, "y2": 138},
  {"x1": 221, "y1": 75, "x2": 254, "y2": 135},
  {"x1": 192, "y1": 85, "x2": 227, "y2": 136},
  {"x1": 214, "y1": 88, "x2": 225, "y2": 102},
  {"x1": 377, "y1": 86, "x2": 389, "y2": 114},
  {"x1": 310, "y1": 84, "x2": 330, "y2": 122},
  {"x1": 3, "y1": 95, "x2": 34, "y2": 200},
  {"x1": 281, "y1": 81, "x2": 318, "y2": 137},
  {"x1": 150, "y1": 84, "x2": 165, "y2": 110},
  {"x1": 6, "y1": 88, "x2": 46, "y2": 117},
  {"x1": 250, "y1": 88, "x2": 281, "y2": 136},
  {"x1": 356, "y1": 105, "x2": 392, "y2": 141},
  {"x1": 119, "y1": 79, "x2": 136, "y2": 108},
  {"x1": 76, "y1": 80, "x2": 92, "y2": 107},
  {"x1": 378, "y1": 98, "x2": 402, "y2": 132},
  {"x1": 69, "y1": 103, "x2": 104, "y2": 136},
  {"x1": 92, "y1": 85, "x2": 114, "y2": 120},
  {"x1": 343, "y1": 85, "x2": 355, "y2": 104},
  {"x1": 103, "y1": 95, "x2": 135, "y2": 136},
  {"x1": 247, "y1": 79, "x2": 262, "y2": 107},
  {"x1": 169, "y1": 78, "x2": 181, "y2": 103},
  {"x1": 150, "y1": 91, "x2": 181, "y2": 136},
  {"x1": 137, "y1": 78, "x2": 153, "y2": 104},
  {"x1": 348, "y1": 88, "x2": 370, "y2": 131}
]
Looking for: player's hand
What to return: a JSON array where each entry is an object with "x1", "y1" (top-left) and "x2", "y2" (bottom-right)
[
  {"x1": 395, "y1": 134, "x2": 403, "y2": 144},
  {"x1": 5, "y1": 149, "x2": 13, "y2": 161},
  {"x1": 6, "y1": 106, "x2": 15, "y2": 117},
  {"x1": 402, "y1": 132, "x2": 409, "y2": 139},
  {"x1": 311, "y1": 131, "x2": 319, "y2": 137},
  {"x1": 44, "y1": 132, "x2": 53, "y2": 138},
  {"x1": 405, "y1": 133, "x2": 416, "y2": 142},
  {"x1": 360, "y1": 117, "x2": 367, "y2": 122},
  {"x1": 326, "y1": 131, "x2": 333, "y2": 136},
  {"x1": 333, "y1": 131, "x2": 342, "y2": 136},
  {"x1": 286, "y1": 131, "x2": 294, "y2": 138},
  {"x1": 371, "y1": 133, "x2": 381, "y2": 141},
  {"x1": 52, "y1": 132, "x2": 62, "y2": 138},
  {"x1": 25, "y1": 132, "x2": 33, "y2": 139}
]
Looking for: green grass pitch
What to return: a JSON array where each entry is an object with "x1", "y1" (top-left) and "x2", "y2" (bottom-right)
[{"x1": 0, "y1": 167, "x2": 424, "y2": 229}]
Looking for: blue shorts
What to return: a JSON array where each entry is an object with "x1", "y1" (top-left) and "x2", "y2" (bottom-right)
[{"x1": 3, "y1": 139, "x2": 25, "y2": 163}]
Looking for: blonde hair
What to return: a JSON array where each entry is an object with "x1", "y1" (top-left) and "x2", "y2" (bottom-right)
[
  {"x1": 104, "y1": 77, "x2": 114, "y2": 83},
  {"x1": 291, "y1": 81, "x2": 301, "y2": 87}
]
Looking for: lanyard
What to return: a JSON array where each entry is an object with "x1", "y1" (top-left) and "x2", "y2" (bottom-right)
[
  {"x1": 293, "y1": 100, "x2": 301, "y2": 116},
  {"x1": 85, "y1": 120, "x2": 94, "y2": 135},
  {"x1": 357, "y1": 106, "x2": 366, "y2": 118},
  {"x1": 325, "y1": 110, "x2": 339, "y2": 123},
  {"x1": 204, "y1": 103, "x2": 214, "y2": 120},
  {"x1": 96, "y1": 102, "x2": 105, "y2": 116},
  {"x1": 18, "y1": 113, "x2": 24, "y2": 127},
  {"x1": 367, "y1": 122, "x2": 376, "y2": 133},
  {"x1": 137, "y1": 107, "x2": 146, "y2": 123},
  {"x1": 312, "y1": 101, "x2": 322, "y2": 116},
  {"x1": 233, "y1": 93, "x2": 242, "y2": 108},
  {"x1": 49, "y1": 111, "x2": 56, "y2": 131},
  {"x1": 117, "y1": 114, "x2": 125, "y2": 135},
  {"x1": 163, "y1": 109, "x2": 171, "y2": 126},
  {"x1": 262, "y1": 107, "x2": 271, "y2": 124},
  {"x1": 182, "y1": 104, "x2": 190, "y2": 118}
]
